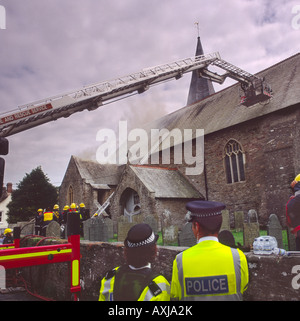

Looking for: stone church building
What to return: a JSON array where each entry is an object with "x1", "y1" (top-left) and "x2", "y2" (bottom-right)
[
  {"x1": 59, "y1": 38, "x2": 300, "y2": 228},
  {"x1": 59, "y1": 156, "x2": 124, "y2": 216}
]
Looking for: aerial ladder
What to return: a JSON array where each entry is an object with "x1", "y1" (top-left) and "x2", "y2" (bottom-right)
[
  {"x1": 0, "y1": 52, "x2": 273, "y2": 192},
  {"x1": 0, "y1": 51, "x2": 272, "y2": 138}
]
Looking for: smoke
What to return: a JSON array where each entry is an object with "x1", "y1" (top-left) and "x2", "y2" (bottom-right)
[
  {"x1": 119, "y1": 90, "x2": 169, "y2": 131},
  {"x1": 75, "y1": 89, "x2": 169, "y2": 162}
]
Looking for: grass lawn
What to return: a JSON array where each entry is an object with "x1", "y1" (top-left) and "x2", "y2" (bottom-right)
[{"x1": 231, "y1": 229, "x2": 289, "y2": 250}]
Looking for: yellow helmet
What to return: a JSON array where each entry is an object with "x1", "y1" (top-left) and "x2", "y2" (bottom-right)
[
  {"x1": 291, "y1": 174, "x2": 300, "y2": 188},
  {"x1": 53, "y1": 204, "x2": 59, "y2": 210},
  {"x1": 63, "y1": 205, "x2": 70, "y2": 211},
  {"x1": 4, "y1": 228, "x2": 12, "y2": 235},
  {"x1": 37, "y1": 208, "x2": 43, "y2": 213},
  {"x1": 70, "y1": 203, "x2": 77, "y2": 209},
  {"x1": 295, "y1": 174, "x2": 300, "y2": 182},
  {"x1": 79, "y1": 203, "x2": 85, "y2": 208}
]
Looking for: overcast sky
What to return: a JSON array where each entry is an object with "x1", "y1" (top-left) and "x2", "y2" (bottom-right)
[{"x1": 0, "y1": 0, "x2": 299, "y2": 188}]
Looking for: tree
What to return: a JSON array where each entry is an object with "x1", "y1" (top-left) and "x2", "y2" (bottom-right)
[{"x1": 7, "y1": 166, "x2": 58, "y2": 223}]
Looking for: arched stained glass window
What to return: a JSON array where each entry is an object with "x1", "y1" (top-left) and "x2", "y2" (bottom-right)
[{"x1": 224, "y1": 140, "x2": 245, "y2": 184}]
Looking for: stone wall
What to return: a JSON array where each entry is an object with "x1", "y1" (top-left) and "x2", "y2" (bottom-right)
[
  {"x1": 18, "y1": 239, "x2": 300, "y2": 301},
  {"x1": 196, "y1": 107, "x2": 299, "y2": 227}
]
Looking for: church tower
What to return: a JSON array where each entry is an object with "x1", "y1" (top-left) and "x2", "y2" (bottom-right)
[{"x1": 186, "y1": 37, "x2": 215, "y2": 105}]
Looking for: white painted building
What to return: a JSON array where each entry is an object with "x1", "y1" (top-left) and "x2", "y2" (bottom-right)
[{"x1": 0, "y1": 183, "x2": 12, "y2": 233}]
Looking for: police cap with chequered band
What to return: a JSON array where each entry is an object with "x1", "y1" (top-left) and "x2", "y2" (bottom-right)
[
  {"x1": 186, "y1": 200, "x2": 226, "y2": 231},
  {"x1": 124, "y1": 223, "x2": 159, "y2": 248}
]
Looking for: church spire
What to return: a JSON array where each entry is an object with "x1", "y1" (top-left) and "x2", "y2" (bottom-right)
[{"x1": 186, "y1": 36, "x2": 215, "y2": 106}]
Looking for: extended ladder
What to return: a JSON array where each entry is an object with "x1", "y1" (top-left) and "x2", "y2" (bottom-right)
[{"x1": 0, "y1": 51, "x2": 272, "y2": 137}]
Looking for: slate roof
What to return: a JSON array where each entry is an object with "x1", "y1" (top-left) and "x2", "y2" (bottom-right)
[
  {"x1": 130, "y1": 165, "x2": 203, "y2": 199},
  {"x1": 72, "y1": 156, "x2": 124, "y2": 186}
]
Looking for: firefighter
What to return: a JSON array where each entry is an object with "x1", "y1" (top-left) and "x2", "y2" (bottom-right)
[
  {"x1": 79, "y1": 203, "x2": 88, "y2": 237},
  {"x1": 170, "y1": 200, "x2": 249, "y2": 301},
  {"x1": 79, "y1": 203, "x2": 89, "y2": 220},
  {"x1": 286, "y1": 174, "x2": 300, "y2": 250},
  {"x1": 35, "y1": 208, "x2": 43, "y2": 235},
  {"x1": 69, "y1": 203, "x2": 78, "y2": 213},
  {"x1": 53, "y1": 204, "x2": 60, "y2": 222},
  {"x1": 3, "y1": 228, "x2": 14, "y2": 244},
  {"x1": 41, "y1": 207, "x2": 53, "y2": 236},
  {"x1": 60, "y1": 205, "x2": 69, "y2": 238},
  {"x1": 99, "y1": 223, "x2": 170, "y2": 301}
]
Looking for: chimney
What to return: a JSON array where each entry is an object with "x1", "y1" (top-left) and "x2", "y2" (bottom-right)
[{"x1": 6, "y1": 182, "x2": 12, "y2": 193}]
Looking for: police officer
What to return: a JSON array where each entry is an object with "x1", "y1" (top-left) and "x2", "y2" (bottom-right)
[
  {"x1": 99, "y1": 223, "x2": 170, "y2": 301},
  {"x1": 286, "y1": 174, "x2": 300, "y2": 250},
  {"x1": 171, "y1": 200, "x2": 249, "y2": 301}
]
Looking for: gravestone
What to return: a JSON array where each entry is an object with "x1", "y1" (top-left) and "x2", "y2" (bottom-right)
[
  {"x1": 220, "y1": 210, "x2": 230, "y2": 231},
  {"x1": 144, "y1": 215, "x2": 159, "y2": 235},
  {"x1": 219, "y1": 230, "x2": 236, "y2": 248},
  {"x1": 247, "y1": 209, "x2": 258, "y2": 223},
  {"x1": 178, "y1": 222, "x2": 196, "y2": 247},
  {"x1": 243, "y1": 210, "x2": 259, "y2": 247},
  {"x1": 104, "y1": 218, "x2": 114, "y2": 240},
  {"x1": 46, "y1": 221, "x2": 61, "y2": 238},
  {"x1": 117, "y1": 215, "x2": 142, "y2": 242},
  {"x1": 83, "y1": 217, "x2": 114, "y2": 242},
  {"x1": 234, "y1": 211, "x2": 244, "y2": 231},
  {"x1": 267, "y1": 214, "x2": 283, "y2": 248},
  {"x1": 160, "y1": 209, "x2": 178, "y2": 245},
  {"x1": 90, "y1": 218, "x2": 107, "y2": 242},
  {"x1": 17, "y1": 221, "x2": 34, "y2": 236},
  {"x1": 162, "y1": 225, "x2": 178, "y2": 246}
]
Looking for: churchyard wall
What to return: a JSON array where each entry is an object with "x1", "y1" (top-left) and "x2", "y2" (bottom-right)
[{"x1": 17, "y1": 238, "x2": 300, "y2": 301}]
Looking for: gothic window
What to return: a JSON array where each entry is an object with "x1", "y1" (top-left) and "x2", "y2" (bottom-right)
[
  {"x1": 224, "y1": 140, "x2": 245, "y2": 184},
  {"x1": 68, "y1": 185, "x2": 74, "y2": 205}
]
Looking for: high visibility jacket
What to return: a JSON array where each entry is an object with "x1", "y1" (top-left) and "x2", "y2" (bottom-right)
[
  {"x1": 43, "y1": 211, "x2": 53, "y2": 222},
  {"x1": 99, "y1": 266, "x2": 170, "y2": 301},
  {"x1": 170, "y1": 238, "x2": 249, "y2": 301}
]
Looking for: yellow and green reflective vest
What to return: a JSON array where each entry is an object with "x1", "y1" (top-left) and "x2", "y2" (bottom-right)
[
  {"x1": 99, "y1": 265, "x2": 170, "y2": 301},
  {"x1": 171, "y1": 237, "x2": 249, "y2": 301}
]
